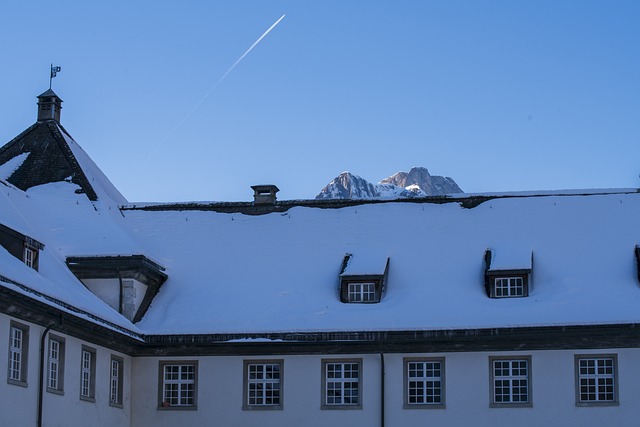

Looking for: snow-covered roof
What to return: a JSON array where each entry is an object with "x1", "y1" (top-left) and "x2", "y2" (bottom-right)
[
  {"x1": 123, "y1": 190, "x2": 640, "y2": 335},
  {"x1": 487, "y1": 248, "x2": 532, "y2": 272},
  {"x1": 340, "y1": 253, "x2": 389, "y2": 276},
  {"x1": 2, "y1": 112, "x2": 640, "y2": 339}
]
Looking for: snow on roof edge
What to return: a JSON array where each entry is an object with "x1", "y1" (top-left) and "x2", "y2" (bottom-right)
[{"x1": 0, "y1": 275, "x2": 143, "y2": 340}]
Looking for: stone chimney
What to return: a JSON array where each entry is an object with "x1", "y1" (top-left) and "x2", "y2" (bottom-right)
[
  {"x1": 37, "y1": 89, "x2": 63, "y2": 123},
  {"x1": 251, "y1": 185, "x2": 279, "y2": 205}
]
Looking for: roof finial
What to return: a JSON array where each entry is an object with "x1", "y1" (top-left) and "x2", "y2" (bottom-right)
[{"x1": 49, "y1": 64, "x2": 61, "y2": 89}]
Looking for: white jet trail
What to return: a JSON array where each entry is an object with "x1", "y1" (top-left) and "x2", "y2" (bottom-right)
[{"x1": 151, "y1": 14, "x2": 286, "y2": 156}]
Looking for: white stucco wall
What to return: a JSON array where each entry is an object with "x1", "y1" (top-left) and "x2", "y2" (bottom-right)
[
  {"x1": 0, "y1": 313, "x2": 132, "y2": 427},
  {"x1": 132, "y1": 354, "x2": 382, "y2": 427},
  {"x1": 83, "y1": 278, "x2": 120, "y2": 312},
  {"x1": 132, "y1": 348, "x2": 640, "y2": 427}
]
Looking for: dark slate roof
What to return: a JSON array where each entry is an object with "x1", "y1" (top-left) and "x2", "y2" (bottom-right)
[
  {"x1": 37, "y1": 89, "x2": 63, "y2": 100},
  {"x1": 0, "y1": 121, "x2": 98, "y2": 200}
]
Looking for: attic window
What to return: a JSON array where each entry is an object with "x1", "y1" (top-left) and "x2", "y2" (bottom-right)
[
  {"x1": 0, "y1": 224, "x2": 44, "y2": 271},
  {"x1": 23, "y1": 246, "x2": 37, "y2": 269},
  {"x1": 339, "y1": 254, "x2": 389, "y2": 304},
  {"x1": 347, "y1": 282, "x2": 376, "y2": 302},
  {"x1": 484, "y1": 249, "x2": 532, "y2": 299}
]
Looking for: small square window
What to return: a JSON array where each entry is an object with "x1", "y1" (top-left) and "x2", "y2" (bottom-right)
[
  {"x1": 575, "y1": 355, "x2": 618, "y2": 406},
  {"x1": 243, "y1": 360, "x2": 283, "y2": 410}
]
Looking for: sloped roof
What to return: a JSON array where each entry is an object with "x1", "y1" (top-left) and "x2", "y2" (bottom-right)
[
  {"x1": 0, "y1": 121, "x2": 126, "y2": 203},
  {"x1": 123, "y1": 190, "x2": 640, "y2": 335},
  {"x1": 0, "y1": 184, "x2": 141, "y2": 335},
  {"x1": 37, "y1": 89, "x2": 62, "y2": 99}
]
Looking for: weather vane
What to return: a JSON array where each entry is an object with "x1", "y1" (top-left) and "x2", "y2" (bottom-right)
[{"x1": 49, "y1": 64, "x2": 62, "y2": 89}]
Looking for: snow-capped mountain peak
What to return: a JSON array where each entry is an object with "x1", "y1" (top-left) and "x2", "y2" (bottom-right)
[{"x1": 316, "y1": 167, "x2": 462, "y2": 200}]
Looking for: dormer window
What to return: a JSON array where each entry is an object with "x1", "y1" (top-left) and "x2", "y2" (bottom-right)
[
  {"x1": 484, "y1": 249, "x2": 532, "y2": 298},
  {"x1": 23, "y1": 246, "x2": 36, "y2": 269},
  {"x1": 347, "y1": 282, "x2": 376, "y2": 302},
  {"x1": 339, "y1": 254, "x2": 389, "y2": 304},
  {"x1": 66, "y1": 255, "x2": 167, "y2": 323},
  {"x1": 493, "y1": 276, "x2": 526, "y2": 298},
  {"x1": 0, "y1": 223, "x2": 44, "y2": 271}
]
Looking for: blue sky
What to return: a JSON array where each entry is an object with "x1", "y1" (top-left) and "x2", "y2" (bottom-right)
[{"x1": 1, "y1": 1, "x2": 639, "y2": 201}]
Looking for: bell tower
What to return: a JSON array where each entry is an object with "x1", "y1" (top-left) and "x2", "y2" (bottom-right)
[{"x1": 37, "y1": 89, "x2": 63, "y2": 123}]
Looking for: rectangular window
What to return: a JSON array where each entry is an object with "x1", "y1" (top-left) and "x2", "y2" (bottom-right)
[
  {"x1": 490, "y1": 356, "x2": 531, "y2": 407},
  {"x1": 7, "y1": 321, "x2": 29, "y2": 386},
  {"x1": 494, "y1": 277, "x2": 524, "y2": 297},
  {"x1": 80, "y1": 346, "x2": 96, "y2": 401},
  {"x1": 347, "y1": 283, "x2": 376, "y2": 302},
  {"x1": 575, "y1": 355, "x2": 618, "y2": 406},
  {"x1": 158, "y1": 361, "x2": 197, "y2": 409},
  {"x1": 47, "y1": 335, "x2": 65, "y2": 394},
  {"x1": 23, "y1": 246, "x2": 37, "y2": 269},
  {"x1": 404, "y1": 358, "x2": 445, "y2": 408},
  {"x1": 322, "y1": 359, "x2": 362, "y2": 409},
  {"x1": 110, "y1": 356, "x2": 124, "y2": 407},
  {"x1": 243, "y1": 360, "x2": 283, "y2": 410}
]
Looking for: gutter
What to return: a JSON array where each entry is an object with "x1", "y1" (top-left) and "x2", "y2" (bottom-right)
[
  {"x1": 37, "y1": 323, "x2": 54, "y2": 427},
  {"x1": 380, "y1": 352, "x2": 385, "y2": 427}
]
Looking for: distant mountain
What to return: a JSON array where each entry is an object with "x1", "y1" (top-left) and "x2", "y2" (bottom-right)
[
  {"x1": 380, "y1": 167, "x2": 463, "y2": 196},
  {"x1": 316, "y1": 167, "x2": 463, "y2": 200}
]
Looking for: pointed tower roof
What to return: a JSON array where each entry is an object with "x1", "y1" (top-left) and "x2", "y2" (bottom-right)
[{"x1": 0, "y1": 91, "x2": 126, "y2": 204}]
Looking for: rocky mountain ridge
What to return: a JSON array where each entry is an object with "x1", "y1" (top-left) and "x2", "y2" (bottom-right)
[{"x1": 316, "y1": 167, "x2": 463, "y2": 200}]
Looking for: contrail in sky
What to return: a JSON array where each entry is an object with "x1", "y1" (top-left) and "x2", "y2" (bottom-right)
[{"x1": 151, "y1": 14, "x2": 286, "y2": 156}]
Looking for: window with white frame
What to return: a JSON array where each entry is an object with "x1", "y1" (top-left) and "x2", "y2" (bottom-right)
[
  {"x1": 405, "y1": 358, "x2": 445, "y2": 408},
  {"x1": 490, "y1": 357, "x2": 531, "y2": 407},
  {"x1": 494, "y1": 277, "x2": 524, "y2": 297},
  {"x1": 80, "y1": 346, "x2": 96, "y2": 401},
  {"x1": 322, "y1": 359, "x2": 362, "y2": 408},
  {"x1": 159, "y1": 361, "x2": 197, "y2": 409},
  {"x1": 575, "y1": 355, "x2": 618, "y2": 406},
  {"x1": 23, "y1": 246, "x2": 36, "y2": 269},
  {"x1": 243, "y1": 360, "x2": 283, "y2": 410},
  {"x1": 47, "y1": 336, "x2": 65, "y2": 393},
  {"x1": 110, "y1": 356, "x2": 124, "y2": 407},
  {"x1": 8, "y1": 321, "x2": 29, "y2": 385},
  {"x1": 347, "y1": 282, "x2": 376, "y2": 303}
]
